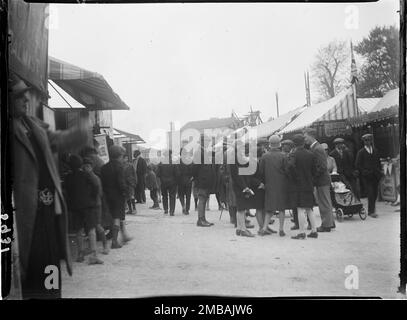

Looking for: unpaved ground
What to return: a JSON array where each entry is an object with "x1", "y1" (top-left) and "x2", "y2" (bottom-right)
[{"x1": 62, "y1": 196, "x2": 402, "y2": 298}]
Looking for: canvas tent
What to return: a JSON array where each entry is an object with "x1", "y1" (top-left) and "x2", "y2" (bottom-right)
[
  {"x1": 280, "y1": 87, "x2": 361, "y2": 133},
  {"x1": 370, "y1": 88, "x2": 399, "y2": 113},
  {"x1": 239, "y1": 105, "x2": 306, "y2": 141},
  {"x1": 49, "y1": 56, "x2": 130, "y2": 111}
]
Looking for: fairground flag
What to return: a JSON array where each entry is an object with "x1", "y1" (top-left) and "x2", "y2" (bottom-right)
[{"x1": 350, "y1": 41, "x2": 358, "y2": 84}]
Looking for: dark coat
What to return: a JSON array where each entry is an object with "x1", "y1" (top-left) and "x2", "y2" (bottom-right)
[
  {"x1": 135, "y1": 156, "x2": 147, "y2": 179},
  {"x1": 310, "y1": 141, "x2": 331, "y2": 187},
  {"x1": 145, "y1": 170, "x2": 159, "y2": 190},
  {"x1": 178, "y1": 162, "x2": 193, "y2": 186},
  {"x1": 100, "y1": 159, "x2": 127, "y2": 205},
  {"x1": 230, "y1": 160, "x2": 264, "y2": 211},
  {"x1": 330, "y1": 148, "x2": 355, "y2": 177},
  {"x1": 286, "y1": 146, "x2": 317, "y2": 208},
  {"x1": 355, "y1": 147, "x2": 382, "y2": 182},
  {"x1": 123, "y1": 162, "x2": 137, "y2": 198},
  {"x1": 64, "y1": 169, "x2": 100, "y2": 210},
  {"x1": 192, "y1": 147, "x2": 219, "y2": 193},
  {"x1": 157, "y1": 163, "x2": 179, "y2": 188},
  {"x1": 258, "y1": 149, "x2": 288, "y2": 212},
  {"x1": 12, "y1": 115, "x2": 88, "y2": 279}
]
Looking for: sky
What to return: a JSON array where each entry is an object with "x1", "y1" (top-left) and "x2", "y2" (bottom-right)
[{"x1": 48, "y1": 1, "x2": 400, "y2": 145}]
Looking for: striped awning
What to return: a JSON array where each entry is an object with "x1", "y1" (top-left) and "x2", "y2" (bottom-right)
[
  {"x1": 281, "y1": 87, "x2": 362, "y2": 133},
  {"x1": 48, "y1": 56, "x2": 130, "y2": 111}
]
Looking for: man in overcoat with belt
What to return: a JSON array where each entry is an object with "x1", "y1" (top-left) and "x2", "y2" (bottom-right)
[{"x1": 10, "y1": 74, "x2": 89, "y2": 299}]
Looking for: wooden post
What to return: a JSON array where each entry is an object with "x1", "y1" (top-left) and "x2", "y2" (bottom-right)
[{"x1": 275, "y1": 92, "x2": 279, "y2": 118}]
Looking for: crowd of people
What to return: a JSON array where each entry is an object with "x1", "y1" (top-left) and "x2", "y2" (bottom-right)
[{"x1": 9, "y1": 73, "x2": 384, "y2": 299}]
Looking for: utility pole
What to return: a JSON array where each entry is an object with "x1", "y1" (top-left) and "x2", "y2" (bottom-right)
[{"x1": 275, "y1": 92, "x2": 279, "y2": 118}]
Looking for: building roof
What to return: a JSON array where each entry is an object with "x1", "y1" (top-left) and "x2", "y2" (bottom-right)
[{"x1": 181, "y1": 117, "x2": 241, "y2": 131}]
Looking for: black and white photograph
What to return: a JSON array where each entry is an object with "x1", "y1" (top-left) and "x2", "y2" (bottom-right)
[{"x1": 1, "y1": 0, "x2": 406, "y2": 302}]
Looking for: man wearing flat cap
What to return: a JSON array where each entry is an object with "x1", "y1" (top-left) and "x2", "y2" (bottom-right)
[
  {"x1": 355, "y1": 134, "x2": 382, "y2": 218},
  {"x1": 9, "y1": 73, "x2": 90, "y2": 299},
  {"x1": 330, "y1": 137, "x2": 359, "y2": 199},
  {"x1": 303, "y1": 128, "x2": 335, "y2": 232}
]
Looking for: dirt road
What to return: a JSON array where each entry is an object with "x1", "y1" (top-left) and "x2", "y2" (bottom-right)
[{"x1": 62, "y1": 196, "x2": 402, "y2": 298}]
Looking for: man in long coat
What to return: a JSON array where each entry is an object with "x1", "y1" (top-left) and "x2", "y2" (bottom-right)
[
  {"x1": 287, "y1": 134, "x2": 319, "y2": 240},
  {"x1": 10, "y1": 74, "x2": 89, "y2": 298},
  {"x1": 355, "y1": 134, "x2": 382, "y2": 218},
  {"x1": 304, "y1": 128, "x2": 335, "y2": 232}
]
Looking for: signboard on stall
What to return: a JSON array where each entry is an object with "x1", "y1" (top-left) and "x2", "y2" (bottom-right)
[
  {"x1": 94, "y1": 134, "x2": 110, "y2": 164},
  {"x1": 323, "y1": 120, "x2": 352, "y2": 137},
  {"x1": 8, "y1": 1, "x2": 49, "y2": 93}
]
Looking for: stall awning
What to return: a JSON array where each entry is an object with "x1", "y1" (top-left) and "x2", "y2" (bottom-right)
[
  {"x1": 113, "y1": 128, "x2": 145, "y2": 144},
  {"x1": 47, "y1": 80, "x2": 86, "y2": 110},
  {"x1": 281, "y1": 88, "x2": 362, "y2": 133},
  {"x1": 48, "y1": 56, "x2": 130, "y2": 111}
]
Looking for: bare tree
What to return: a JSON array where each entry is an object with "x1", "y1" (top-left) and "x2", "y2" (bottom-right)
[{"x1": 311, "y1": 40, "x2": 350, "y2": 100}]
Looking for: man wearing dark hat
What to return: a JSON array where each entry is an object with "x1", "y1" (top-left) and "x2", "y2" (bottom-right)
[
  {"x1": 281, "y1": 139, "x2": 300, "y2": 230},
  {"x1": 355, "y1": 134, "x2": 382, "y2": 218},
  {"x1": 330, "y1": 137, "x2": 359, "y2": 199},
  {"x1": 101, "y1": 145, "x2": 133, "y2": 248},
  {"x1": 133, "y1": 149, "x2": 148, "y2": 204},
  {"x1": 287, "y1": 134, "x2": 318, "y2": 239},
  {"x1": 10, "y1": 73, "x2": 90, "y2": 298},
  {"x1": 303, "y1": 128, "x2": 335, "y2": 232}
]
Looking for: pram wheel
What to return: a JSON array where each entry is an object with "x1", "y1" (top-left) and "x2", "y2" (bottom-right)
[
  {"x1": 359, "y1": 207, "x2": 367, "y2": 220},
  {"x1": 336, "y1": 208, "x2": 344, "y2": 222}
]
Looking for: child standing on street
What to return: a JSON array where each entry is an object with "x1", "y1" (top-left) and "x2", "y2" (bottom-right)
[
  {"x1": 145, "y1": 164, "x2": 160, "y2": 209},
  {"x1": 65, "y1": 155, "x2": 104, "y2": 264}
]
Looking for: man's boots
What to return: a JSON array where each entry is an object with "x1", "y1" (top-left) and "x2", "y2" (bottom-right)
[
  {"x1": 120, "y1": 221, "x2": 133, "y2": 244},
  {"x1": 111, "y1": 225, "x2": 122, "y2": 249}
]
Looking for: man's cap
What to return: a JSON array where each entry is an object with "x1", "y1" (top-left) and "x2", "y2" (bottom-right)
[
  {"x1": 362, "y1": 133, "x2": 373, "y2": 140},
  {"x1": 268, "y1": 135, "x2": 281, "y2": 148},
  {"x1": 281, "y1": 139, "x2": 294, "y2": 146},
  {"x1": 133, "y1": 149, "x2": 141, "y2": 157},
  {"x1": 109, "y1": 145, "x2": 126, "y2": 159},
  {"x1": 321, "y1": 143, "x2": 329, "y2": 150},
  {"x1": 9, "y1": 73, "x2": 31, "y2": 97},
  {"x1": 293, "y1": 134, "x2": 305, "y2": 146},
  {"x1": 333, "y1": 138, "x2": 345, "y2": 145}
]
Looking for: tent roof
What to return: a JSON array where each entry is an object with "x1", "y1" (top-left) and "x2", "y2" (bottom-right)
[
  {"x1": 241, "y1": 105, "x2": 306, "y2": 141},
  {"x1": 371, "y1": 88, "x2": 399, "y2": 113},
  {"x1": 357, "y1": 97, "x2": 381, "y2": 113},
  {"x1": 281, "y1": 88, "x2": 359, "y2": 133},
  {"x1": 49, "y1": 56, "x2": 130, "y2": 111}
]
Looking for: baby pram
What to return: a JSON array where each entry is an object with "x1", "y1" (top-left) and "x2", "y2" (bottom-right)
[{"x1": 330, "y1": 173, "x2": 367, "y2": 222}]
